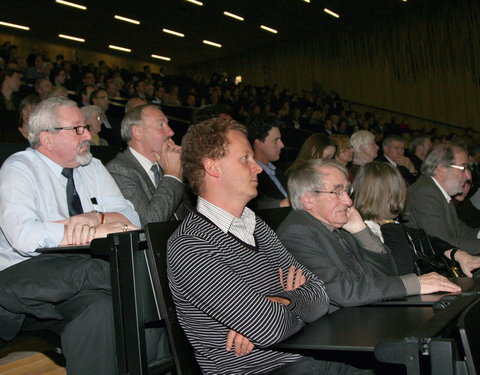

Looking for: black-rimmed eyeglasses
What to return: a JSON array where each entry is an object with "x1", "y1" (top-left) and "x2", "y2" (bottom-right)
[{"x1": 52, "y1": 125, "x2": 92, "y2": 135}]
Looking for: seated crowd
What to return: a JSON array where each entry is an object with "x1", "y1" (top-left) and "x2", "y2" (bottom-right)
[{"x1": 1, "y1": 40, "x2": 480, "y2": 375}]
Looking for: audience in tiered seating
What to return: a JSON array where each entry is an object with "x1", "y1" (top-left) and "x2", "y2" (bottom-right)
[
  {"x1": 2, "y1": 38, "x2": 480, "y2": 375},
  {"x1": 0, "y1": 97, "x2": 140, "y2": 375},
  {"x1": 168, "y1": 118, "x2": 369, "y2": 374},
  {"x1": 277, "y1": 159, "x2": 460, "y2": 312}
]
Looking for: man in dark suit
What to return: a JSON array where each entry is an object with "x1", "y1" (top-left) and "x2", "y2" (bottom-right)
[
  {"x1": 408, "y1": 135, "x2": 432, "y2": 173},
  {"x1": 247, "y1": 115, "x2": 290, "y2": 209},
  {"x1": 107, "y1": 105, "x2": 189, "y2": 227},
  {"x1": 277, "y1": 158, "x2": 459, "y2": 312},
  {"x1": 406, "y1": 143, "x2": 480, "y2": 255},
  {"x1": 378, "y1": 134, "x2": 417, "y2": 185}
]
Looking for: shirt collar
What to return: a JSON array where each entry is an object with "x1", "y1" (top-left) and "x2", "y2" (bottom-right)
[
  {"x1": 431, "y1": 176, "x2": 452, "y2": 203},
  {"x1": 256, "y1": 160, "x2": 275, "y2": 176},
  {"x1": 197, "y1": 197, "x2": 256, "y2": 235},
  {"x1": 129, "y1": 146, "x2": 156, "y2": 173},
  {"x1": 33, "y1": 148, "x2": 72, "y2": 177},
  {"x1": 384, "y1": 155, "x2": 397, "y2": 167}
]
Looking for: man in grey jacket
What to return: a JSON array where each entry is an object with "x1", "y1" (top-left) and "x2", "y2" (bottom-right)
[
  {"x1": 277, "y1": 159, "x2": 460, "y2": 312},
  {"x1": 107, "y1": 105, "x2": 189, "y2": 226}
]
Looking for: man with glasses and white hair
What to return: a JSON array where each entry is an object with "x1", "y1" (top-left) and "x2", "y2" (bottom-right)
[
  {"x1": 406, "y1": 143, "x2": 480, "y2": 255},
  {"x1": 0, "y1": 97, "x2": 140, "y2": 375},
  {"x1": 277, "y1": 159, "x2": 460, "y2": 312}
]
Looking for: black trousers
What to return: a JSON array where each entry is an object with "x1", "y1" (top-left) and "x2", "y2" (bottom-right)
[{"x1": 0, "y1": 254, "x2": 116, "y2": 375}]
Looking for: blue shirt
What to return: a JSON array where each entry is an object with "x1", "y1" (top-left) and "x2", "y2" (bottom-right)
[
  {"x1": 0, "y1": 148, "x2": 140, "y2": 270},
  {"x1": 255, "y1": 161, "x2": 288, "y2": 198}
]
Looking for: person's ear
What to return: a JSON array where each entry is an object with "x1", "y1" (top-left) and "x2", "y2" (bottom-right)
[
  {"x1": 300, "y1": 193, "x2": 314, "y2": 210},
  {"x1": 204, "y1": 158, "x2": 220, "y2": 178}
]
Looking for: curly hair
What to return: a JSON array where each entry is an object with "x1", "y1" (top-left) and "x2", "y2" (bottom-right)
[{"x1": 181, "y1": 117, "x2": 247, "y2": 195}]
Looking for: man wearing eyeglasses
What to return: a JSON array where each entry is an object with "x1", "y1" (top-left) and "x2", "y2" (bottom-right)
[
  {"x1": 0, "y1": 97, "x2": 140, "y2": 375},
  {"x1": 91, "y1": 88, "x2": 123, "y2": 145},
  {"x1": 406, "y1": 143, "x2": 480, "y2": 255},
  {"x1": 277, "y1": 159, "x2": 460, "y2": 312}
]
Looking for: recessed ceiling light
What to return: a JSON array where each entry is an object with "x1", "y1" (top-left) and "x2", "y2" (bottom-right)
[
  {"x1": 303, "y1": 0, "x2": 310, "y2": 3},
  {"x1": 0, "y1": 21, "x2": 29, "y2": 30},
  {"x1": 162, "y1": 29, "x2": 185, "y2": 37},
  {"x1": 108, "y1": 45, "x2": 131, "y2": 52},
  {"x1": 59, "y1": 34, "x2": 85, "y2": 42},
  {"x1": 185, "y1": 0, "x2": 203, "y2": 5},
  {"x1": 203, "y1": 40, "x2": 222, "y2": 48},
  {"x1": 151, "y1": 54, "x2": 171, "y2": 61},
  {"x1": 114, "y1": 15, "x2": 140, "y2": 25},
  {"x1": 260, "y1": 25, "x2": 278, "y2": 34},
  {"x1": 324, "y1": 8, "x2": 340, "y2": 18},
  {"x1": 223, "y1": 11, "x2": 244, "y2": 21},
  {"x1": 55, "y1": 0, "x2": 86, "y2": 10}
]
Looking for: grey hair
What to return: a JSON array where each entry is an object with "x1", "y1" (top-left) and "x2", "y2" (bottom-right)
[
  {"x1": 382, "y1": 134, "x2": 405, "y2": 147},
  {"x1": 409, "y1": 135, "x2": 430, "y2": 154},
  {"x1": 421, "y1": 143, "x2": 466, "y2": 177},
  {"x1": 28, "y1": 97, "x2": 79, "y2": 147},
  {"x1": 80, "y1": 105, "x2": 102, "y2": 121},
  {"x1": 121, "y1": 104, "x2": 152, "y2": 143},
  {"x1": 288, "y1": 158, "x2": 348, "y2": 211},
  {"x1": 350, "y1": 130, "x2": 375, "y2": 154}
]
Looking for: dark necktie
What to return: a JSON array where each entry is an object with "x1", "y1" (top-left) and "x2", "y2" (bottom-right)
[
  {"x1": 332, "y1": 229, "x2": 362, "y2": 272},
  {"x1": 151, "y1": 164, "x2": 162, "y2": 187},
  {"x1": 62, "y1": 168, "x2": 83, "y2": 216}
]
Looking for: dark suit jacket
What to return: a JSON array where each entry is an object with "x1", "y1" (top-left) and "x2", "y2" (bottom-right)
[
  {"x1": 277, "y1": 210, "x2": 406, "y2": 312},
  {"x1": 377, "y1": 155, "x2": 417, "y2": 185},
  {"x1": 405, "y1": 175, "x2": 480, "y2": 255},
  {"x1": 249, "y1": 167, "x2": 288, "y2": 210},
  {"x1": 106, "y1": 148, "x2": 189, "y2": 227}
]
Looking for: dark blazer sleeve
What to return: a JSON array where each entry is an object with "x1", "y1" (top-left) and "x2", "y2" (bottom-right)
[
  {"x1": 106, "y1": 149, "x2": 187, "y2": 226},
  {"x1": 406, "y1": 176, "x2": 480, "y2": 255},
  {"x1": 277, "y1": 211, "x2": 406, "y2": 311}
]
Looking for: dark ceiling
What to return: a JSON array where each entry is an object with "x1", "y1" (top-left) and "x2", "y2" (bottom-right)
[{"x1": 3, "y1": 0, "x2": 432, "y2": 67}]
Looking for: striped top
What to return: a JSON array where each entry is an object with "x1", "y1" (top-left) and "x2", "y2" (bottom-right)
[{"x1": 167, "y1": 210, "x2": 329, "y2": 375}]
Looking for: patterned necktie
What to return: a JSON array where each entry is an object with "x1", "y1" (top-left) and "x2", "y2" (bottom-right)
[
  {"x1": 332, "y1": 229, "x2": 362, "y2": 272},
  {"x1": 61, "y1": 168, "x2": 83, "y2": 216},
  {"x1": 151, "y1": 164, "x2": 162, "y2": 187}
]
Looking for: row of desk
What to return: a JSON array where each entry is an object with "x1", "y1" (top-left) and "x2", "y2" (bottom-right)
[
  {"x1": 86, "y1": 230, "x2": 480, "y2": 375},
  {"x1": 274, "y1": 277, "x2": 480, "y2": 375}
]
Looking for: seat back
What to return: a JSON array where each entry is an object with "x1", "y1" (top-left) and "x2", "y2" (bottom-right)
[
  {"x1": 255, "y1": 207, "x2": 291, "y2": 231},
  {"x1": 458, "y1": 298, "x2": 480, "y2": 375},
  {"x1": 145, "y1": 222, "x2": 201, "y2": 375}
]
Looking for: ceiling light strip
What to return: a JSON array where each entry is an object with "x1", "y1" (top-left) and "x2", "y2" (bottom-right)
[
  {"x1": 260, "y1": 25, "x2": 278, "y2": 34},
  {"x1": 324, "y1": 8, "x2": 340, "y2": 18},
  {"x1": 223, "y1": 11, "x2": 244, "y2": 21},
  {"x1": 185, "y1": 0, "x2": 203, "y2": 5},
  {"x1": 0, "y1": 21, "x2": 29, "y2": 30},
  {"x1": 114, "y1": 15, "x2": 140, "y2": 25},
  {"x1": 151, "y1": 54, "x2": 171, "y2": 61},
  {"x1": 55, "y1": 0, "x2": 87, "y2": 10},
  {"x1": 203, "y1": 40, "x2": 222, "y2": 48},
  {"x1": 162, "y1": 28, "x2": 185, "y2": 37},
  {"x1": 59, "y1": 34, "x2": 85, "y2": 42},
  {"x1": 108, "y1": 45, "x2": 131, "y2": 52}
]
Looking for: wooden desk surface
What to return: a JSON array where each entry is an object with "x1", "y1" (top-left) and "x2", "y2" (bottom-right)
[{"x1": 274, "y1": 306, "x2": 435, "y2": 352}]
